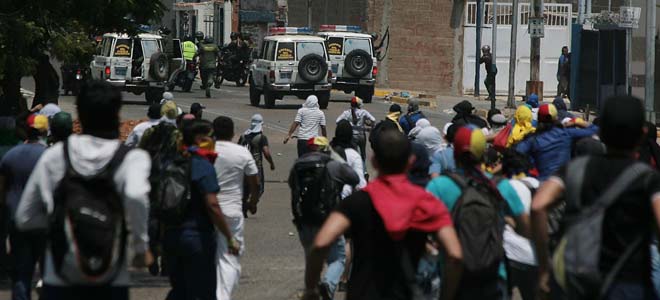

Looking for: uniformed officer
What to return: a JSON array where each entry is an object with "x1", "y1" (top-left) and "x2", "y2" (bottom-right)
[
  {"x1": 199, "y1": 37, "x2": 220, "y2": 98},
  {"x1": 480, "y1": 45, "x2": 497, "y2": 101},
  {"x1": 182, "y1": 36, "x2": 197, "y2": 62}
]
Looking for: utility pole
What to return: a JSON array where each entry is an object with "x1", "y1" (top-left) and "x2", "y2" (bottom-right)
[
  {"x1": 577, "y1": 0, "x2": 585, "y2": 24},
  {"x1": 307, "y1": 0, "x2": 312, "y2": 28},
  {"x1": 645, "y1": 0, "x2": 656, "y2": 123},
  {"x1": 527, "y1": 0, "x2": 543, "y2": 98},
  {"x1": 507, "y1": 0, "x2": 519, "y2": 108},
  {"x1": 491, "y1": 0, "x2": 498, "y2": 110},
  {"x1": 474, "y1": 0, "x2": 484, "y2": 97}
]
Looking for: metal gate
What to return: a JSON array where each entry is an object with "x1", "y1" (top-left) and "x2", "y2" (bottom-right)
[{"x1": 462, "y1": 2, "x2": 572, "y2": 96}]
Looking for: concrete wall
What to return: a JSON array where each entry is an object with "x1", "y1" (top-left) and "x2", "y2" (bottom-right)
[{"x1": 367, "y1": 0, "x2": 464, "y2": 95}]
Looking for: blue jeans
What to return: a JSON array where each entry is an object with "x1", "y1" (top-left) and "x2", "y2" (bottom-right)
[
  {"x1": 297, "y1": 225, "x2": 346, "y2": 297},
  {"x1": 9, "y1": 226, "x2": 46, "y2": 300},
  {"x1": 163, "y1": 228, "x2": 217, "y2": 300}
]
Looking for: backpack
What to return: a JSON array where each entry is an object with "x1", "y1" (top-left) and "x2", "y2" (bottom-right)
[
  {"x1": 552, "y1": 158, "x2": 651, "y2": 299},
  {"x1": 140, "y1": 123, "x2": 191, "y2": 226},
  {"x1": 50, "y1": 142, "x2": 130, "y2": 284},
  {"x1": 445, "y1": 172, "x2": 505, "y2": 274},
  {"x1": 290, "y1": 155, "x2": 341, "y2": 226},
  {"x1": 240, "y1": 132, "x2": 262, "y2": 153}
]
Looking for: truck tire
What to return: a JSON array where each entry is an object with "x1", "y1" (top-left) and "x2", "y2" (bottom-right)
[
  {"x1": 249, "y1": 76, "x2": 261, "y2": 107},
  {"x1": 317, "y1": 91, "x2": 330, "y2": 109},
  {"x1": 145, "y1": 87, "x2": 164, "y2": 104},
  {"x1": 344, "y1": 49, "x2": 373, "y2": 78},
  {"x1": 149, "y1": 52, "x2": 169, "y2": 81},
  {"x1": 263, "y1": 82, "x2": 276, "y2": 109},
  {"x1": 298, "y1": 54, "x2": 328, "y2": 83},
  {"x1": 356, "y1": 86, "x2": 374, "y2": 103}
]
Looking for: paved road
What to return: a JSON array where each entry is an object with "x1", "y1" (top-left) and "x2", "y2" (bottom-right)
[{"x1": 1, "y1": 79, "x2": 461, "y2": 300}]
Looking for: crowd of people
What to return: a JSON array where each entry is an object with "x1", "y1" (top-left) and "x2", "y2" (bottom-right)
[{"x1": 1, "y1": 79, "x2": 660, "y2": 300}]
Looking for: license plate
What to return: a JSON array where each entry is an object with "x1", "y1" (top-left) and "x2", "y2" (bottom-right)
[
  {"x1": 115, "y1": 67, "x2": 127, "y2": 76},
  {"x1": 280, "y1": 72, "x2": 292, "y2": 80}
]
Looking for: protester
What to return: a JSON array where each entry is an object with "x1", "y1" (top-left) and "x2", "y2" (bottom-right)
[
  {"x1": 414, "y1": 123, "x2": 443, "y2": 157},
  {"x1": 487, "y1": 109, "x2": 508, "y2": 134},
  {"x1": 0, "y1": 117, "x2": 19, "y2": 277},
  {"x1": 48, "y1": 112, "x2": 73, "y2": 145},
  {"x1": 409, "y1": 142, "x2": 432, "y2": 187},
  {"x1": 164, "y1": 119, "x2": 239, "y2": 300},
  {"x1": 212, "y1": 116, "x2": 259, "y2": 300},
  {"x1": 238, "y1": 114, "x2": 275, "y2": 204},
  {"x1": 161, "y1": 100, "x2": 179, "y2": 126},
  {"x1": 191, "y1": 102, "x2": 206, "y2": 119},
  {"x1": 531, "y1": 95, "x2": 660, "y2": 299},
  {"x1": 290, "y1": 136, "x2": 359, "y2": 300},
  {"x1": 408, "y1": 118, "x2": 431, "y2": 140},
  {"x1": 303, "y1": 131, "x2": 462, "y2": 300},
  {"x1": 426, "y1": 125, "x2": 530, "y2": 299},
  {"x1": 399, "y1": 99, "x2": 427, "y2": 134},
  {"x1": 14, "y1": 81, "x2": 153, "y2": 299},
  {"x1": 160, "y1": 91, "x2": 174, "y2": 104},
  {"x1": 552, "y1": 96, "x2": 574, "y2": 125},
  {"x1": 451, "y1": 100, "x2": 488, "y2": 128},
  {"x1": 335, "y1": 96, "x2": 376, "y2": 164},
  {"x1": 2, "y1": 114, "x2": 48, "y2": 300},
  {"x1": 507, "y1": 105, "x2": 536, "y2": 148},
  {"x1": 284, "y1": 95, "x2": 327, "y2": 157},
  {"x1": 330, "y1": 120, "x2": 367, "y2": 199},
  {"x1": 37, "y1": 103, "x2": 61, "y2": 119},
  {"x1": 429, "y1": 123, "x2": 458, "y2": 177},
  {"x1": 369, "y1": 104, "x2": 404, "y2": 149},
  {"x1": 126, "y1": 103, "x2": 162, "y2": 147},
  {"x1": 526, "y1": 94, "x2": 540, "y2": 121},
  {"x1": 515, "y1": 103, "x2": 598, "y2": 181},
  {"x1": 638, "y1": 121, "x2": 660, "y2": 170}
]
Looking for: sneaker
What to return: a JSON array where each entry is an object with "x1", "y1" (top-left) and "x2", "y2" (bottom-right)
[{"x1": 318, "y1": 282, "x2": 333, "y2": 300}]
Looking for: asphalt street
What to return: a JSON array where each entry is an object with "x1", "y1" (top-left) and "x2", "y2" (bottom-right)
[{"x1": 1, "y1": 79, "x2": 459, "y2": 300}]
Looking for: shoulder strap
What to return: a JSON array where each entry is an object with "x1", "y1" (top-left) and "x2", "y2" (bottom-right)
[
  {"x1": 598, "y1": 235, "x2": 644, "y2": 299},
  {"x1": 565, "y1": 157, "x2": 590, "y2": 211},
  {"x1": 445, "y1": 172, "x2": 467, "y2": 190}
]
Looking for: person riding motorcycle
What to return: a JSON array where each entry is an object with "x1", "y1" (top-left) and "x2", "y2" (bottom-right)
[{"x1": 199, "y1": 37, "x2": 220, "y2": 98}]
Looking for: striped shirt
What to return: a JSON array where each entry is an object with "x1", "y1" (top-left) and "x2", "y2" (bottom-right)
[
  {"x1": 336, "y1": 108, "x2": 376, "y2": 135},
  {"x1": 295, "y1": 107, "x2": 326, "y2": 140}
]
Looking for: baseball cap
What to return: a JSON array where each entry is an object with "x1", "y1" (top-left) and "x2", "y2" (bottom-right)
[
  {"x1": 389, "y1": 104, "x2": 402, "y2": 113},
  {"x1": 538, "y1": 103, "x2": 558, "y2": 123},
  {"x1": 307, "y1": 136, "x2": 330, "y2": 152},
  {"x1": 27, "y1": 114, "x2": 49, "y2": 131},
  {"x1": 190, "y1": 102, "x2": 206, "y2": 114},
  {"x1": 453, "y1": 125, "x2": 486, "y2": 160},
  {"x1": 147, "y1": 103, "x2": 162, "y2": 120}
]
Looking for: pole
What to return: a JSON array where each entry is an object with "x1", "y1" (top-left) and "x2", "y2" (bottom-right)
[
  {"x1": 645, "y1": 0, "x2": 656, "y2": 123},
  {"x1": 530, "y1": 0, "x2": 541, "y2": 82},
  {"x1": 475, "y1": 0, "x2": 484, "y2": 97},
  {"x1": 586, "y1": 0, "x2": 592, "y2": 16},
  {"x1": 626, "y1": 28, "x2": 632, "y2": 95},
  {"x1": 491, "y1": 0, "x2": 498, "y2": 110},
  {"x1": 307, "y1": 0, "x2": 312, "y2": 28},
  {"x1": 577, "y1": 0, "x2": 584, "y2": 24},
  {"x1": 507, "y1": 0, "x2": 519, "y2": 108}
]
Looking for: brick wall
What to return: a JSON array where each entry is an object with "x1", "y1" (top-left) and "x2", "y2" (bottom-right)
[
  {"x1": 368, "y1": 0, "x2": 463, "y2": 94},
  {"x1": 286, "y1": 0, "x2": 368, "y2": 29}
]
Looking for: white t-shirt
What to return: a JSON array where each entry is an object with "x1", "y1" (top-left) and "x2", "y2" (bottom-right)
[
  {"x1": 503, "y1": 177, "x2": 539, "y2": 266},
  {"x1": 214, "y1": 141, "x2": 259, "y2": 215},
  {"x1": 336, "y1": 109, "x2": 376, "y2": 135},
  {"x1": 341, "y1": 148, "x2": 367, "y2": 199},
  {"x1": 295, "y1": 107, "x2": 326, "y2": 140}
]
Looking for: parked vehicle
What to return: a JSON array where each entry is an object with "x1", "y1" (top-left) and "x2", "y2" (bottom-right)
[
  {"x1": 249, "y1": 27, "x2": 332, "y2": 109},
  {"x1": 61, "y1": 63, "x2": 90, "y2": 96}
]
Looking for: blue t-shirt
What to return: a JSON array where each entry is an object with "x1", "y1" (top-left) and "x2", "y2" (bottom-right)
[
  {"x1": 181, "y1": 155, "x2": 221, "y2": 231},
  {"x1": 0, "y1": 143, "x2": 46, "y2": 220},
  {"x1": 426, "y1": 169, "x2": 525, "y2": 279}
]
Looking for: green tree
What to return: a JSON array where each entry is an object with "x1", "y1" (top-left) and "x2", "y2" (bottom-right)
[{"x1": 0, "y1": 0, "x2": 165, "y2": 115}]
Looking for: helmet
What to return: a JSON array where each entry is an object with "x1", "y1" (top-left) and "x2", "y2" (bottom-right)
[
  {"x1": 204, "y1": 37, "x2": 214, "y2": 44},
  {"x1": 184, "y1": 35, "x2": 193, "y2": 42},
  {"x1": 481, "y1": 45, "x2": 491, "y2": 52},
  {"x1": 195, "y1": 31, "x2": 204, "y2": 40},
  {"x1": 230, "y1": 32, "x2": 239, "y2": 40}
]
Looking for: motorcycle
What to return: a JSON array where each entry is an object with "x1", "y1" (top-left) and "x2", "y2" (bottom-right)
[
  {"x1": 169, "y1": 60, "x2": 197, "y2": 92},
  {"x1": 61, "y1": 64, "x2": 88, "y2": 96},
  {"x1": 214, "y1": 48, "x2": 250, "y2": 88}
]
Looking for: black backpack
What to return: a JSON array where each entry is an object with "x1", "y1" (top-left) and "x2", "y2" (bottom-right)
[
  {"x1": 50, "y1": 142, "x2": 130, "y2": 284},
  {"x1": 140, "y1": 123, "x2": 192, "y2": 227},
  {"x1": 290, "y1": 155, "x2": 341, "y2": 226},
  {"x1": 445, "y1": 173, "x2": 505, "y2": 274}
]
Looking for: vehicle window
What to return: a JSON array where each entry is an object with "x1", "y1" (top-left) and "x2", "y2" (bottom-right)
[
  {"x1": 276, "y1": 42, "x2": 295, "y2": 61},
  {"x1": 326, "y1": 37, "x2": 343, "y2": 56},
  {"x1": 265, "y1": 41, "x2": 275, "y2": 60},
  {"x1": 260, "y1": 42, "x2": 267, "y2": 59},
  {"x1": 102, "y1": 38, "x2": 114, "y2": 57},
  {"x1": 113, "y1": 39, "x2": 132, "y2": 57},
  {"x1": 296, "y1": 42, "x2": 325, "y2": 59},
  {"x1": 142, "y1": 40, "x2": 159, "y2": 58},
  {"x1": 172, "y1": 40, "x2": 182, "y2": 58},
  {"x1": 344, "y1": 38, "x2": 372, "y2": 56}
]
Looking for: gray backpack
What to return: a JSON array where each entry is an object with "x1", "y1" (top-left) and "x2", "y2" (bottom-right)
[{"x1": 552, "y1": 157, "x2": 651, "y2": 299}]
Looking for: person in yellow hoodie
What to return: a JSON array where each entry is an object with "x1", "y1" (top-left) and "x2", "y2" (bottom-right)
[{"x1": 507, "y1": 105, "x2": 536, "y2": 147}]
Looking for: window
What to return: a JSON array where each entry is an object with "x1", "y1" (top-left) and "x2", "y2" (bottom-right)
[
  {"x1": 142, "y1": 40, "x2": 159, "y2": 58},
  {"x1": 172, "y1": 39, "x2": 182, "y2": 58},
  {"x1": 296, "y1": 42, "x2": 325, "y2": 59},
  {"x1": 260, "y1": 42, "x2": 267, "y2": 59},
  {"x1": 102, "y1": 38, "x2": 114, "y2": 57},
  {"x1": 344, "y1": 38, "x2": 371, "y2": 56},
  {"x1": 265, "y1": 41, "x2": 276, "y2": 61},
  {"x1": 113, "y1": 39, "x2": 132, "y2": 57},
  {"x1": 326, "y1": 37, "x2": 343, "y2": 56},
  {"x1": 276, "y1": 42, "x2": 295, "y2": 61}
]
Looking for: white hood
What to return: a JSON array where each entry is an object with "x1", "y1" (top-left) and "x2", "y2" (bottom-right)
[{"x1": 66, "y1": 134, "x2": 122, "y2": 176}]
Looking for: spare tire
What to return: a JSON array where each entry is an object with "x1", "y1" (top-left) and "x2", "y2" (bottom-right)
[
  {"x1": 298, "y1": 54, "x2": 328, "y2": 83},
  {"x1": 149, "y1": 52, "x2": 169, "y2": 81},
  {"x1": 344, "y1": 49, "x2": 373, "y2": 78}
]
